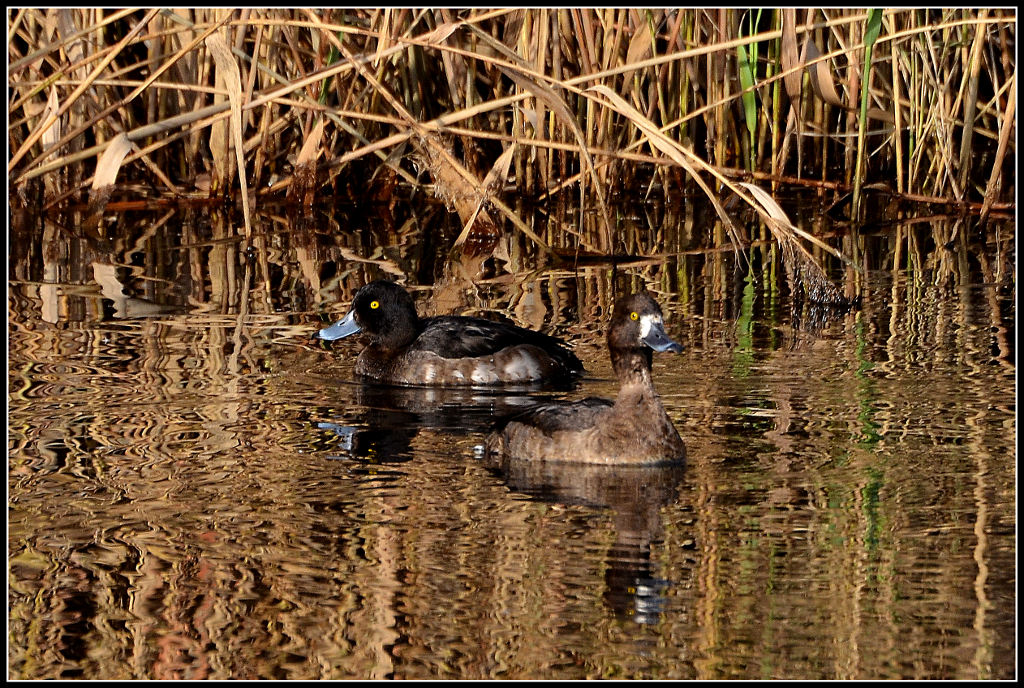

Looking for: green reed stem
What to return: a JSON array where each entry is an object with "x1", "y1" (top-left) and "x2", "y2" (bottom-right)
[{"x1": 852, "y1": 8, "x2": 883, "y2": 219}]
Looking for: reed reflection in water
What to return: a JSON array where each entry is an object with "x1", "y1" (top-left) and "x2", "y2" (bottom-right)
[{"x1": 7, "y1": 201, "x2": 1015, "y2": 679}]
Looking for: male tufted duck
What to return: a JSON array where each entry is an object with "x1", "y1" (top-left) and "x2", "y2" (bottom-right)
[
  {"x1": 484, "y1": 292, "x2": 685, "y2": 465},
  {"x1": 316, "y1": 280, "x2": 584, "y2": 385}
]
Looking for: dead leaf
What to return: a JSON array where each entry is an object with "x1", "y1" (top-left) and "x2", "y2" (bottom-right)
[
  {"x1": 805, "y1": 40, "x2": 846, "y2": 109},
  {"x1": 781, "y1": 9, "x2": 803, "y2": 104},
  {"x1": 206, "y1": 30, "x2": 251, "y2": 237},
  {"x1": 295, "y1": 117, "x2": 324, "y2": 167},
  {"x1": 91, "y1": 132, "x2": 133, "y2": 189}
]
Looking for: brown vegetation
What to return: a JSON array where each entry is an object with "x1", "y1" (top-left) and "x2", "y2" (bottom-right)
[{"x1": 8, "y1": 9, "x2": 1016, "y2": 241}]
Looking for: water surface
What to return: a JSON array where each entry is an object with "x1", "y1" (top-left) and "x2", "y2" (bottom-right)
[{"x1": 7, "y1": 201, "x2": 1016, "y2": 679}]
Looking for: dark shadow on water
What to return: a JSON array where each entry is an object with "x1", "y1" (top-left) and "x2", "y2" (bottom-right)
[
  {"x1": 483, "y1": 454, "x2": 687, "y2": 625},
  {"x1": 316, "y1": 380, "x2": 580, "y2": 464}
]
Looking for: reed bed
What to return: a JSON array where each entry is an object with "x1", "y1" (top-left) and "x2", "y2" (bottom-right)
[{"x1": 8, "y1": 8, "x2": 1016, "y2": 240}]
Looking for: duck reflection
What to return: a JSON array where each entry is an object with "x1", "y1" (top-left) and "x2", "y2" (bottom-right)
[
  {"x1": 483, "y1": 453, "x2": 686, "y2": 625},
  {"x1": 317, "y1": 382, "x2": 572, "y2": 463}
]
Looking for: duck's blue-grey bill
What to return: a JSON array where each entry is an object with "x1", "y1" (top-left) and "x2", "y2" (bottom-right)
[
  {"x1": 317, "y1": 310, "x2": 361, "y2": 341},
  {"x1": 643, "y1": 321, "x2": 683, "y2": 353}
]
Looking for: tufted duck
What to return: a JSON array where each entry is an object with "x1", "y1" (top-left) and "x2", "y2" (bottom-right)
[
  {"x1": 317, "y1": 280, "x2": 584, "y2": 386},
  {"x1": 484, "y1": 292, "x2": 685, "y2": 465}
]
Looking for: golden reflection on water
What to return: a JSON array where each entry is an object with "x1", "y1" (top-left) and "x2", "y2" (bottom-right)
[{"x1": 8, "y1": 202, "x2": 1016, "y2": 679}]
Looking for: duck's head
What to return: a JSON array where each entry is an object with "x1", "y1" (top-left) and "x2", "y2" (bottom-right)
[
  {"x1": 607, "y1": 292, "x2": 682, "y2": 377},
  {"x1": 317, "y1": 280, "x2": 419, "y2": 348}
]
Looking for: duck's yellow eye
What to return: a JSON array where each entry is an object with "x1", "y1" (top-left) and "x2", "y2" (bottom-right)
[
  {"x1": 630, "y1": 311, "x2": 639, "y2": 320},
  {"x1": 370, "y1": 300, "x2": 380, "y2": 310}
]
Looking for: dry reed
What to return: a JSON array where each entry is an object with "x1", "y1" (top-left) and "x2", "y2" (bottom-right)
[{"x1": 8, "y1": 9, "x2": 1015, "y2": 240}]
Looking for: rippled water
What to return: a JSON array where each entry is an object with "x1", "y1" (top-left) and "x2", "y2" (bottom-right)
[{"x1": 7, "y1": 202, "x2": 1016, "y2": 679}]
